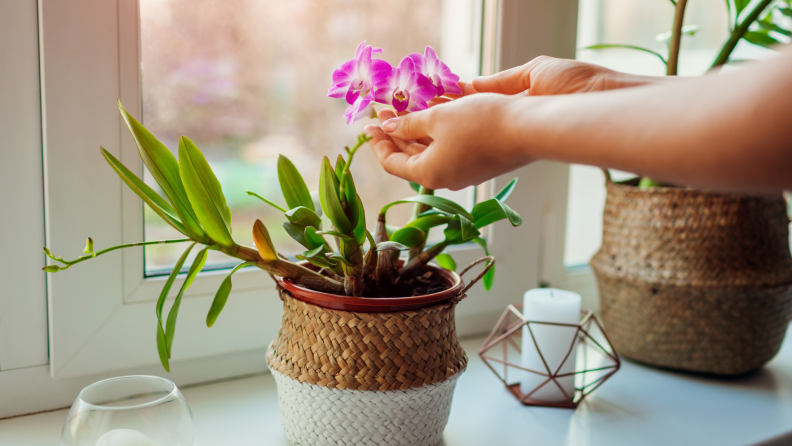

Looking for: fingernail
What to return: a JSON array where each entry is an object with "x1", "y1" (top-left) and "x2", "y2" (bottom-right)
[{"x1": 382, "y1": 118, "x2": 399, "y2": 133}]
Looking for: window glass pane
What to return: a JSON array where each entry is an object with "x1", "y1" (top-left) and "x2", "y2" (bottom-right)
[
  {"x1": 565, "y1": 0, "x2": 778, "y2": 267},
  {"x1": 140, "y1": 0, "x2": 481, "y2": 274}
]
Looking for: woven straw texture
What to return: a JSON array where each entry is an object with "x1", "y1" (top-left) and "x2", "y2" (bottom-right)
[
  {"x1": 591, "y1": 177, "x2": 792, "y2": 375},
  {"x1": 267, "y1": 289, "x2": 468, "y2": 390},
  {"x1": 270, "y1": 366, "x2": 460, "y2": 446}
]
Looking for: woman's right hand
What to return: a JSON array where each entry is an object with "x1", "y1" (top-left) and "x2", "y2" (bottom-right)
[{"x1": 465, "y1": 56, "x2": 662, "y2": 97}]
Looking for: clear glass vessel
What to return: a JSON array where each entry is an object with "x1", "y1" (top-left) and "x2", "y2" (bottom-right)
[{"x1": 61, "y1": 375, "x2": 196, "y2": 446}]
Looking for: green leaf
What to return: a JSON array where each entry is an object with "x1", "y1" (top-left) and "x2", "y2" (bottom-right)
[
  {"x1": 638, "y1": 177, "x2": 663, "y2": 188},
  {"x1": 376, "y1": 241, "x2": 410, "y2": 251},
  {"x1": 335, "y1": 155, "x2": 346, "y2": 181},
  {"x1": 305, "y1": 226, "x2": 331, "y2": 249},
  {"x1": 471, "y1": 237, "x2": 495, "y2": 291},
  {"x1": 656, "y1": 25, "x2": 702, "y2": 44},
  {"x1": 407, "y1": 214, "x2": 453, "y2": 232},
  {"x1": 117, "y1": 100, "x2": 209, "y2": 243},
  {"x1": 381, "y1": 195, "x2": 474, "y2": 220},
  {"x1": 101, "y1": 148, "x2": 188, "y2": 236},
  {"x1": 758, "y1": 19, "x2": 792, "y2": 37},
  {"x1": 296, "y1": 253, "x2": 337, "y2": 268},
  {"x1": 178, "y1": 137, "x2": 235, "y2": 248},
  {"x1": 156, "y1": 242, "x2": 196, "y2": 371},
  {"x1": 165, "y1": 245, "x2": 209, "y2": 357},
  {"x1": 206, "y1": 261, "x2": 254, "y2": 328},
  {"x1": 735, "y1": 0, "x2": 751, "y2": 14},
  {"x1": 743, "y1": 31, "x2": 781, "y2": 48},
  {"x1": 494, "y1": 178, "x2": 519, "y2": 202},
  {"x1": 435, "y1": 253, "x2": 457, "y2": 272},
  {"x1": 418, "y1": 209, "x2": 452, "y2": 218},
  {"x1": 315, "y1": 230, "x2": 353, "y2": 240},
  {"x1": 285, "y1": 206, "x2": 322, "y2": 228},
  {"x1": 353, "y1": 194, "x2": 366, "y2": 245},
  {"x1": 246, "y1": 191, "x2": 287, "y2": 213},
  {"x1": 779, "y1": 6, "x2": 792, "y2": 17},
  {"x1": 391, "y1": 226, "x2": 427, "y2": 248},
  {"x1": 582, "y1": 44, "x2": 667, "y2": 66},
  {"x1": 342, "y1": 174, "x2": 360, "y2": 226},
  {"x1": 471, "y1": 198, "x2": 523, "y2": 228},
  {"x1": 319, "y1": 157, "x2": 353, "y2": 233},
  {"x1": 409, "y1": 181, "x2": 422, "y2": 192},
  {"x1": 278, "y1": 155, "x2": 315, "y2": 212},
  {"x1": 327, "y1": 253, "x2": 355, "y2": 267},
  {"x1": 444, "y1": 215, "x2": 481, "y2": 245},
  {"x1": 283, "y1": 222, "x2": 309, "y2": 248}
]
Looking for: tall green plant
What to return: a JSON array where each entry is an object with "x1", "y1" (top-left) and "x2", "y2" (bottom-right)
[{"x1": 42, "y1": 100, "x2": 521, "y2": 371}]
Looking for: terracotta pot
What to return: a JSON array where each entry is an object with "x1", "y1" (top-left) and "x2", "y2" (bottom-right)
[{"x1": 276, "y1": 261, "x2": 464, "y2": 312}]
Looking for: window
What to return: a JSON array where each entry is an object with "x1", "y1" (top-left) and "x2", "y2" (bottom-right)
[
  {"x1": 3, "y1": 0, "x2": 579, "y2": 418},
  {"x1": 139, "y1": 0, "x2": 480, "y2": 273}
]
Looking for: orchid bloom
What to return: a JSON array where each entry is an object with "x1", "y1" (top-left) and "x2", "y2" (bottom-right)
[
  {"x1": 328, "y1": 41, "x2": 390, "y2": 124},
  {"x1": 371, "y1": 57, "x2": 436, "y2": 113},
  {"x1": 407, "y1": 46, "x2": 462, "y2": 97}
]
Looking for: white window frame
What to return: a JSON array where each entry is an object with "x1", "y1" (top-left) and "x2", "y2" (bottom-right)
[{"x1": 0, "y1": 0, "x2": 581, "y2": 418}]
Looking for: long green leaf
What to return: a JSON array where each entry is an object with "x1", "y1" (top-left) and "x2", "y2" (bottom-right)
[
  {"x1": 779, "y1": 6, "x2": 792, "y2": 17},
  {"x1": 278, "y1": 155, "x2": 315, "y2": 212},
  {"x1": 315, "y1": 230, "x2": 353, "y2": 240},
  {"x1": 283, "y1": 222, "x2": 310, "y2": 249},
  {"x1": 444, "y1": 215, "x2": 481, "y2": 245},
  {"x1": 319, "y1": 157, "x2": 353, "y2": 233},
  {"x1": 118, "y1": 100, "x2": 209, "y2": 243},
  {"x1": 758, "y1": 19, "x2": 792, "y2": 36},
  {"x1": 743, "y1": 31, "x2": 782, "y2": 48},
  {"x1": 408, "y1": 181, "x2": 422, "y2": 192},
  {"x1": 435, "y1": 253, "x2": 457, "y2": 272},
  {"x1": 381, "y1": 195, "x2": 474, "y2": 220},
  {"x1": 165, "y1": 245, "x2": 210, "y2": 357},
  {"x1": 206, "y1": 261, "x2": 255, "y2": 328},
  {"x1": 305, "y1": 226, "x2": 331, "y2": 249},
  {"x1": 296, "y1": 253, "x2": 338, "y2": 268},
  {"x1": 582, "y1": 44, "x2": 667, "y2": 65},
  {"x1": 101, "y1": 147, "x2": 187, "y2": 236},
  {"x1": 335, "y1": 155, "x2": 346, "y2": 181},
  {"x1": 472, "y1": 237, "x2": 495, "y2": 291},
  {"x1": 285, "y1": 206, "x2": 322, "y2": 228},
  {"x1": 471, "y1": 198, "x2": 523, "y2": 228},
  {"x1": 494, "y1": 178, "x2": 518, "y2": 202},
  {"x1": 178, "y1": 136, "x2": 235, "y2": 248},
  {"x1": 391, "y1": 226, "x2": 427, "y2": 248},
  {"x1": 155, "y1": 242, "x2": 196, "y2": 371},
  {"x1": 343, "y1": 174, "x2": 360, "y2": 226},
  {"x1": 735, "y1": 0, "x2": 751, "y2": 14},
  {"x1": 407, "y1": 214, "x2": 453, "y2": 232},
  {"x1": 353, "y1": 194, "x2": 366, "y2": 245}
]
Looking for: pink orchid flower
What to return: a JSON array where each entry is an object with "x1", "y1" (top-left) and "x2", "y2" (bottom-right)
[
  {"x1": 371, "y1": 56, "x2": 436, "y2": 113},
  {"x1": 328, "y1": 41, "x2": 391, "y2": 124},
  {"x1": 407, "y1": 46, "x2": 462, "y2": 97}
]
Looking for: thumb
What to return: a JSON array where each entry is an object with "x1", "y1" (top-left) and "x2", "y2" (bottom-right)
[{"x1": 382, "y1": 111, "x2": 432, "y2": 141}]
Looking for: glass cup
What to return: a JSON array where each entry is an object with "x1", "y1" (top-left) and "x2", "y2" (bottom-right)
[{"x1": 61, "y1": 375, "x2": 196, "y2": 446}]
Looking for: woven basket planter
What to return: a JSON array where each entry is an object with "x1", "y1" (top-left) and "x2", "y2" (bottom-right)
[
  {"x1": 266, "y1": 258, "x2": 492, "y2": 446},
  {"x1": 591, "y1": 173, "x2": 792, "y2": 375}
]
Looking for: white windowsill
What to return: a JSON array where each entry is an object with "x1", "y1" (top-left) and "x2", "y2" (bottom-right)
[{"x1": 3, "y1": 334, "x2": 792, "y2": 445}]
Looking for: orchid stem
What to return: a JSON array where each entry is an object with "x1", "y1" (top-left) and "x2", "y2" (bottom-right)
[
  {"x1": 338, "y1": 133, "x2": 373, "y2": 207},
  {"x1": 44, "y1": 238, "x2": 193, "y2": 272}
]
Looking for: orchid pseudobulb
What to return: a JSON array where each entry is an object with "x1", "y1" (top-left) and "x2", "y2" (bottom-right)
[{"x1": 327, "y1": 41, "x2": 460, "y2": 123}]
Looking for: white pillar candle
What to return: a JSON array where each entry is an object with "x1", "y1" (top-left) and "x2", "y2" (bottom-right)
[{"x1": 520, "y1": 288, "x2": 581, "y2": 402}]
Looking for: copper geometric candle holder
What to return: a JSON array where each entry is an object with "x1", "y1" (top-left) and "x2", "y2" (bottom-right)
[{"x1": 478, "y1": 304, "x2": 621, "y2": 409}]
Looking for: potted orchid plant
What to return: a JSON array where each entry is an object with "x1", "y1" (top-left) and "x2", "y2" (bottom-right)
[
  {"x1": 587, "y1": 1, "x2": 792, "y2": 376},
  {"x1": 43, "y1": 42, "x2": 520, "y2": 446}
]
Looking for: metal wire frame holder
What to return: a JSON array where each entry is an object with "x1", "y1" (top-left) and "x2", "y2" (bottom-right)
[{"x1": 478, "y1": 304, "x2": 621, "y2": 409}]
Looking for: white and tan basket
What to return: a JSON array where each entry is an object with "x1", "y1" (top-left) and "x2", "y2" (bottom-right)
[{"x1": 266, "y1": 258, "x2": 492, "y2": 446}]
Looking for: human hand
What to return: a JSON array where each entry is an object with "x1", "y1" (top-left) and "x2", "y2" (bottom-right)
[
  {"x1": 471, "y1": 56, "x2": 653, "y2": 96},
  {"x1": 365, "y1": 93, "x2": 529, "y2": 190}
]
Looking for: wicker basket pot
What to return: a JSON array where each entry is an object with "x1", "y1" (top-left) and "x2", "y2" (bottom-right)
[
  {"x1": 266, "y1": 259, "x2": 491, "y2": 446},
  {"x1": 591, "y1": 173, "x2": 792, "y2": 375}
]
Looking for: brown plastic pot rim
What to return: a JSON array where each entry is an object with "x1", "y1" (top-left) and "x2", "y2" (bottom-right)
[{"x1": 276, "y1": 261, "x2": 464, "y2": 313}]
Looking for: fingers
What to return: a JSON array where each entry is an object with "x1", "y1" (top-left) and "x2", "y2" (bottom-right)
[
  {"x1": 382, "y1": 110, "x2": 432, "y2": 141},
  {"x1": 443, "y1": 81, "x2": 478, "y2": 99},
  {"x1": 428, "y1": 97, "x2": 452, "y2": 108},
  {"x1": 472, "y1": 57, "x2": 556, "y2": 94},
  {"x1": 364, "y1": 125, "x2": 421, "y2": 182},
  {"x1": 376, "y1": 109, "x2": 428, "y2": 155}
]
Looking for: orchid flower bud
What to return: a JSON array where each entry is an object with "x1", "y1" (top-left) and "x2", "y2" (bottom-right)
[
  {"x1": 43, "y1": 265, "x2": 60, "y2": 273},
  {"x1": 83, "y1": 237, "x2": 94, "y2": 254}
]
